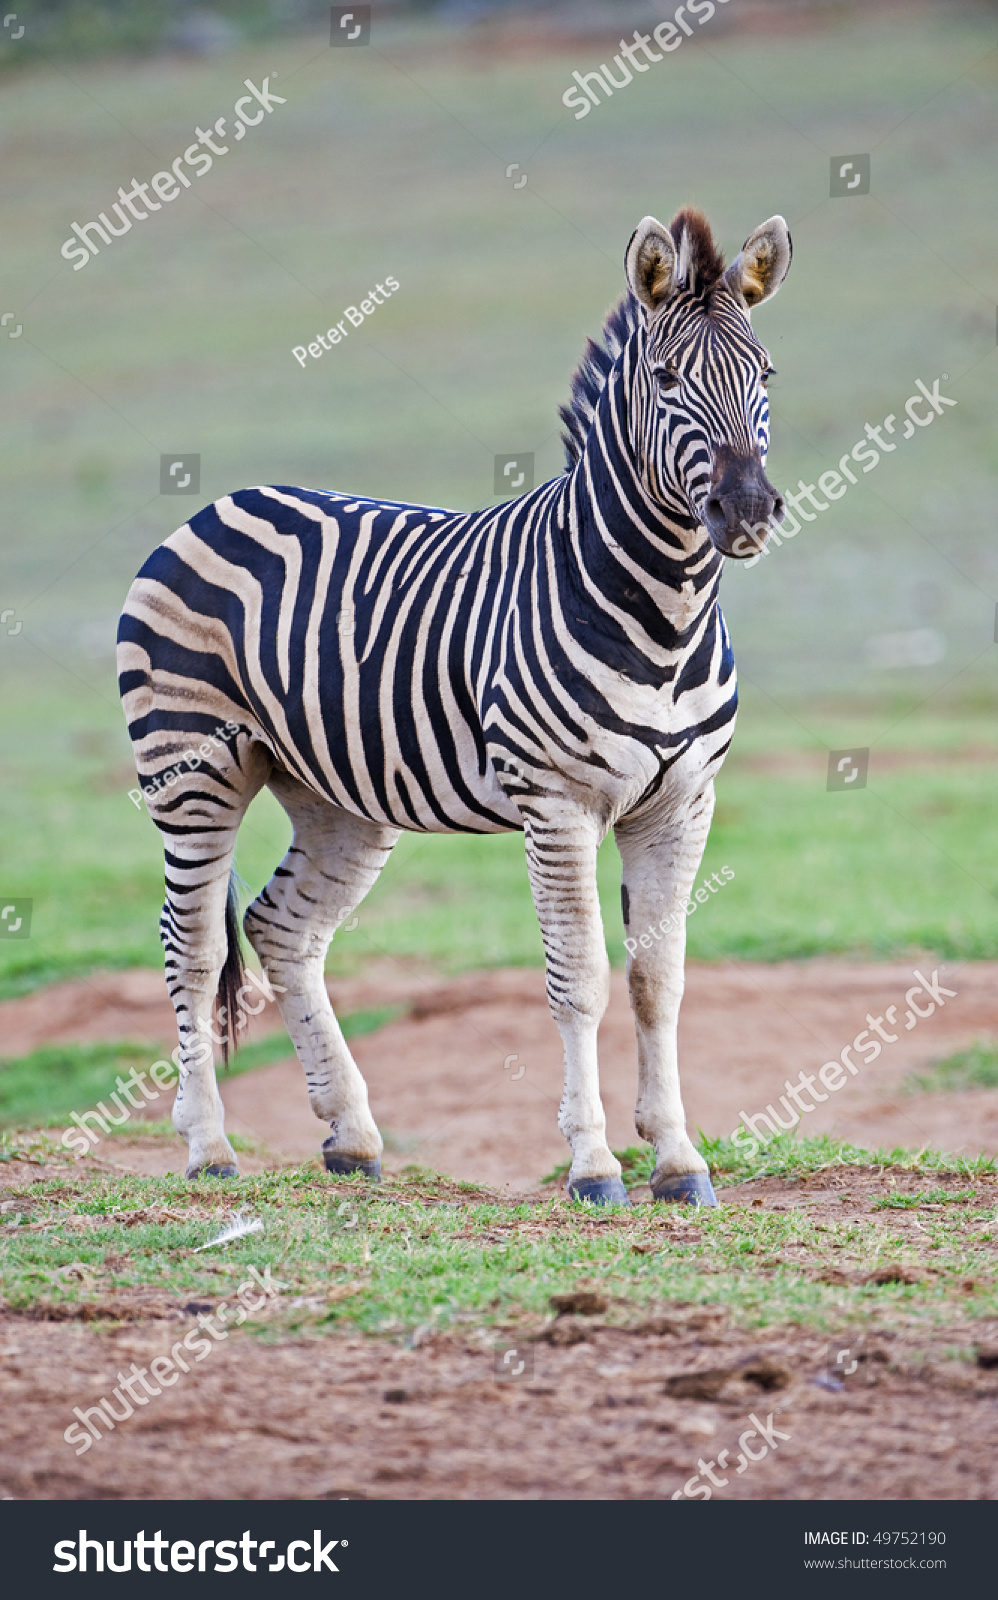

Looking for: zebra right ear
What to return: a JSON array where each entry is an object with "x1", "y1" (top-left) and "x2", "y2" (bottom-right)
[{"x1": 625, "y1": 217, "x2": 679, "y2": 314}]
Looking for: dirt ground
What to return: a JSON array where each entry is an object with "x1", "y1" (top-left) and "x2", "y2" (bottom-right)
[
  {"x1": 4, "y1": 958, "x2": 996, "y2": 1185},
  {"x1": 3, "y1": 960, "x2": 997, "y2": 1501},
  {"x1": 2, "y1": 1163, "x2": 997, "y2": 1502}
]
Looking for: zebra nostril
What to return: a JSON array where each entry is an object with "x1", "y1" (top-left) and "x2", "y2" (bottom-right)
[{"x1": 706, "y1": 497, "x2": 724, "y2": 524}]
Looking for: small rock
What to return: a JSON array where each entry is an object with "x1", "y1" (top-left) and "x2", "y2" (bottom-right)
[
  {"x1": 662, "y1": 1367, "x2": 734, "y2": 1401},
  {"x1": 675, "y1": 1413, "x2": 717, "y2": 1439},
  {"x1": 536, "y1": 1319, "x2": 590, "y2": 1346},
  {"x1": 740, "y1": 1357, "x2": 792, "y2": 1391},
  {"x1": 549, "y1": 1290, "x2": 608, "y2": 1316},
  {"x1": 864, "y1": 1265, "x2": 920, "y2": 1286},
  {"x1": 629, "y1": 1316, "x2": 683, "y2": 1336}
]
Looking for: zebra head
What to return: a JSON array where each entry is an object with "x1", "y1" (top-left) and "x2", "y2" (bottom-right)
[{"x1": 623, "y1": 207, "x2": 792, "y2": 560}]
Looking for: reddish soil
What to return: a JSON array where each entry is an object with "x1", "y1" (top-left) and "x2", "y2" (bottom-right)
[
  {"x1": 5, "y1": 959, "x2": 997, "y2": 1186},
  {"x1": 5, "y1": 961, "x2": 997, "y2": 1502},
  {"x1": 2, "y1": 1163, "x2": 997, "y2": 1502}
]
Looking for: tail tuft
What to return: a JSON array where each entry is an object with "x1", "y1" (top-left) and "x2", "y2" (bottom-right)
[{"x1": 215, "y1": 874, "x2": 247, "y2": 1068}]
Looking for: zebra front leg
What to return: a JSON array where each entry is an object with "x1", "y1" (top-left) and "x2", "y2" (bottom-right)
[
  {"x1": 244, "y1": 777, "x2": 399, "y2": 1179},
  {"x1": 615, "y1": 792, "x2": 718, "y2": 1206},
  {"x1": 523, "y1": 808, "x2": 627, "y2": 1206}
]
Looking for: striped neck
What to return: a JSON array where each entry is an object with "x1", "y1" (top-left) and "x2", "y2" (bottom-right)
[{"x1": 560, "y1": 331, "x2": 723, "y2": 655}]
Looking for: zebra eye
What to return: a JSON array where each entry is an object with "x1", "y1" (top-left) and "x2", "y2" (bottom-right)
[
  {"x1": 657, "y1": 365, "x2": 680, "y2": 393},
  {"x1": 761, "y1": 366, "x2": 776, "y2": 384}
]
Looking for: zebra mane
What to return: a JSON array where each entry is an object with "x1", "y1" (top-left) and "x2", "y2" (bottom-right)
[
  {"x1": 559, "y1": 207, "x2": 727, "y2": 469},
  {"x1": 559, "y1": 292, "x2": 641, "y2": 468}
]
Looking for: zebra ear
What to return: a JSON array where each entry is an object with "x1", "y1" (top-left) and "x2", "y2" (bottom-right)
[
  {"x1": 724, "y1": 216, "x2": 792, "y2": 308},
  {"x1": 624, "y1": 217, "x2": 679, "y2": 314}
]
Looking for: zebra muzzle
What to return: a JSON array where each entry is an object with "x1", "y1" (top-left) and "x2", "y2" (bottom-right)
[{"x1": 702, "y1": 446, "x2": 784, "y2": 559}]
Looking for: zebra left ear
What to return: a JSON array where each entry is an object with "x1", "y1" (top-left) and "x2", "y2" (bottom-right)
[
  {"x1": 724, "y1": 216, "x2": 792, "y2": 308},
  {"x1": 624, "y1": 217, "x2": 679, "y2": 314}
]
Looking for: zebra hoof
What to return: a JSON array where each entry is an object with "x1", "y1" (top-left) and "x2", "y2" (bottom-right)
[
  {"x1": 652, "y1": 1172, "x2": 718, "y2": 1207},
  {"x1": 568, "y1": 1176, "x2": 631, "y2": 1207},
  {"x1": 188, "y1": 1163, "x2": 239, "y2": 1180},
  {"x1": 323, "y1": 1146, "x2": 382, "y2": 1181}
]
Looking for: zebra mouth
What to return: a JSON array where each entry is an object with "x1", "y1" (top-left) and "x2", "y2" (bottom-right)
[
  {"x1": 700, "y1": 446, "x2": 785, "y2": 559},
  {"x1": 705, "y1": 509, "x2": 782, "y2": 561}
]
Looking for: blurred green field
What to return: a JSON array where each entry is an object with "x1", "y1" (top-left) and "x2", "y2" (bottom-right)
[
  {"x1": 1, "y1": 670, "x2": 996, "y2": 997},
  {"x1": 1, "y1": 6, "x2": 996, "y2": 998}
]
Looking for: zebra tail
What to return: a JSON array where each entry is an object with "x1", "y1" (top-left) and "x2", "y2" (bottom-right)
[{"x1": 216, "y1": 873, "x2": 246, "y2": 1069}]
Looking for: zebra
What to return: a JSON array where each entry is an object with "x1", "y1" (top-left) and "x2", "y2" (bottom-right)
[{"x1": 117, "y1": 206, "x2": 791, "y2": 1205}]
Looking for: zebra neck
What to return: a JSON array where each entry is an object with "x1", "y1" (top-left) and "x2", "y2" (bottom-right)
[{"x1": 563, "y1": 404, "x2": 722, "y2": 651}]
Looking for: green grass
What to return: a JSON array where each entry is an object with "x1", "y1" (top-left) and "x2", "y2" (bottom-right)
[
  {"x1": 1, "y1": 1134, "x2": 995, "y2": 1339},
  {"x1": 2, "y1": 680, "x2": 998, "y2": 998},
  {"x1": 544, "y1": 1132, "x2": 998, "y2": 1192},
  {"x1": 906, "y1": 1039, "x2": 998, "y2": 1095},
  {"x1": 0, "y1": 1006, "x2": 402, "y2": 1129},
  {"x1": 2, "y1": 13, "x2": 998, "y2": 995},
  {"x1": 873, "y1": 1189, "x2": 978, "y2": 1210},
  {"x1": 0, "y1": 1040, "x2": 155, "y2": 1131}
]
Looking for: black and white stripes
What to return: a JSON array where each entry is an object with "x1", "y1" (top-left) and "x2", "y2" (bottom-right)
[{"x1": 117, "y1": 206, "x2": 792, "y2": 1199}]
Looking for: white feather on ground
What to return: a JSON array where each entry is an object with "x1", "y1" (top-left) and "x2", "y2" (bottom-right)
[{"x1": 195, "y1": 1213, "x2": 264, "y2": 1252}]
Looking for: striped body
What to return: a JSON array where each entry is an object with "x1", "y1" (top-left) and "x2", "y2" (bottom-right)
[
  {"x1": 120, "y1": 462, "x2": 735, "y2": 839},
  {"x1": 117, "y1": 207, "x2": 792, "y2": 1197}
]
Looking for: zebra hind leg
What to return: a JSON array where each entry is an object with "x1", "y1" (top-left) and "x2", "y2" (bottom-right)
[
  {"x1": 150, "y1": 738, "x2": 272, "y2": 1179},
  {"x1": 243, "y1": 773, "x2": 400, "y2": 1180}
]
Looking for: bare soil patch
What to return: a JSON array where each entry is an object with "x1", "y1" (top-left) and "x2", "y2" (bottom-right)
[
  {"x1": 2, "y1": 1161, "x2": 996, "y2": 1501},
  {"x1": 3, "y1": 1291, "x2": 997, "y2": 1502},
  {"x1": 7, "y1": 960, "x2": 995, "y2": 1187}
]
